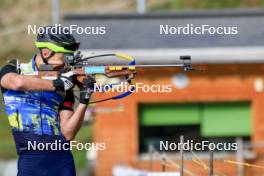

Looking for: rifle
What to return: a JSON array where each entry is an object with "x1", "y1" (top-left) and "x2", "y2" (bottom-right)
[{"x1": 19, "y1": 51, "x2": 197, "y2": 103}]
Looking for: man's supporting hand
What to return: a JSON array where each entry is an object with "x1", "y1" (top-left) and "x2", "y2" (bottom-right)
[
  {"x1": 53, "y1": 71, "x2": 77, "y2": 91},
  {"x1": 59, "y1": 76, "x2": 95, "y2": 140},
  {"x1": 79, "y1": 77, "x2": 95, "y2": 105}
]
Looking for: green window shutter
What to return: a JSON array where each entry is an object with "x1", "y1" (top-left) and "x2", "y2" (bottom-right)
[
  {"x1": 139, "y1": 103, "x2": 200, "y2": 126},
  {"x1": 201, "y1": 102, "x2": 252, "y2": 137}
]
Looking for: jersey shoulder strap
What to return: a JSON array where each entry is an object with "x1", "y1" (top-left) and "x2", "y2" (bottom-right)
[{"x1": 5, "y1": 59, "x2": 20, "y2": 74}]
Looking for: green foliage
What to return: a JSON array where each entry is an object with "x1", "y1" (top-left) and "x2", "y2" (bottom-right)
[
  {"x1": 150, "y1": 0, "x2": 264, "y2": 11},
  {"x1": 0, "y1": 0, "x2": 17, "y2": 9},
  {"x1": 0, "y1": 48, "x2": 32, "y2": 66}
]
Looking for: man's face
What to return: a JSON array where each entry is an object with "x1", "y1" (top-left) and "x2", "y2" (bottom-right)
[
  {"x1": 41, "y1": 48, "x2": 65, "y2": 70},
  {"x1": 49, "y1": 52, "x2": 64, "y2": 69}
]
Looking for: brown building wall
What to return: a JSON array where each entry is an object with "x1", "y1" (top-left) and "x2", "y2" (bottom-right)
[{"x1": 93, "y1": 64, "x2": 264, "y2": 176}]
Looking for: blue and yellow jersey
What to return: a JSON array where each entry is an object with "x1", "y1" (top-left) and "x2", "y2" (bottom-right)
[{"x1": 0, "y1": 56, "x2": 75, "y2": 154}]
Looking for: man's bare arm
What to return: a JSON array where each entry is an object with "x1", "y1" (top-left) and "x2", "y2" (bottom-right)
[
  {"x1": 59, "y1": 104, "x2": 87, "y2": 141},
  {"x1": 0, "y1": 73, "x2": 55, "y2": 91}
]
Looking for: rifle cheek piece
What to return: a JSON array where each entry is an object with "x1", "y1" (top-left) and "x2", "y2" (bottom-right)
[{"x1": 39, "y1": 64, "x2": 54, "y2": 71}]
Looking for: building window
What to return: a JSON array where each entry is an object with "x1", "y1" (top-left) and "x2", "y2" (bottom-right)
[{"x1": 138, "y1": 102, "x2": 252, "y2": 153}]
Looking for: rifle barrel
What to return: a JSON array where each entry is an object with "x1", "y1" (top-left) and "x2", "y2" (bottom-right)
[
  {"x1": 131, "y1": 64, "x2": 185, "y2": 68},
  {"x1": 78, "y1": 64, "x2": 186, "y2": 67}
]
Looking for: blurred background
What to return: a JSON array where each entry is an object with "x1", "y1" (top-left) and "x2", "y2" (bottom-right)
[{"x1": 1, "y1": 0, "x2": 264, "y2": 176}]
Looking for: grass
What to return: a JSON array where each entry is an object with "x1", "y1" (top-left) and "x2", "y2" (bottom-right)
[
  {"x1": 0, "y1": 111, "x2": 17, "y2": 159},
  {"x1": 72, "y1": 124, "x2": 93, "y2": 171}
]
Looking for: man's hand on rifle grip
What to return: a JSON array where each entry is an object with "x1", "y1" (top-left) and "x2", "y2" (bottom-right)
[{"x1": 53, "y1": 71, "x2": 77, "y2": 91}]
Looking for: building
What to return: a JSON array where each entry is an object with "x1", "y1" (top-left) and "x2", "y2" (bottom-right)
[{"x1": 65, "y1": 9, "x2": 264, "y2": 175}]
